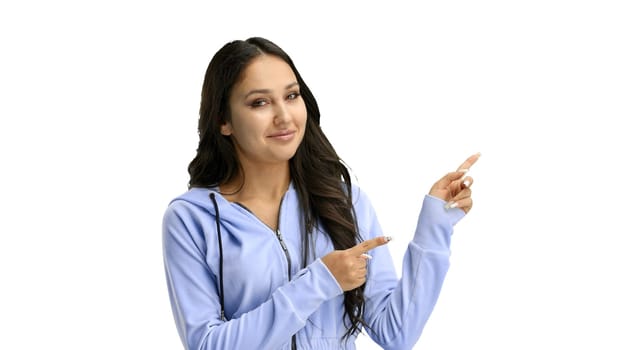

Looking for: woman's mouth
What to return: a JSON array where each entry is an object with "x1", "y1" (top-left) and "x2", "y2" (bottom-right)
[{"x1": 268, "y1": 130, "x2": 295, "y2": 141}]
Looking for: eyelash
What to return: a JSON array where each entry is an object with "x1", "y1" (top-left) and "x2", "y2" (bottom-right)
[{"x1": 250, "y1": 92, "x2": 300, "y2": 108}]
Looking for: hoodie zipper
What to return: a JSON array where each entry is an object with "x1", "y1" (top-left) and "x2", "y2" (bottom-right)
[
  {"x1": 275, "y1": 229, "x2": 292, "y2": 280},
  {"x1": 235, "y1": 197, "x2": 297, "y2": 350},
  {"x1": 276, "y1": 228, "x2": 296, "y2": 350},
  {"x1": 274, "y1": 199, "x2": 297, "y2": 350}
]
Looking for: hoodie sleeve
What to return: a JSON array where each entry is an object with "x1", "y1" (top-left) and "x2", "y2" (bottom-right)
[
  {"x1": 356, "y1": 191, "x2": 465, "y2": 350},
  {"x1": 162, "y1": 201, "x2": 343, "y2": 350}
]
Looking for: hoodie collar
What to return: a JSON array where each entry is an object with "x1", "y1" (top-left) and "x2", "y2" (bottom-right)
[{"x1": 173, "y1": 182, "x2": 295, "y2": 218}]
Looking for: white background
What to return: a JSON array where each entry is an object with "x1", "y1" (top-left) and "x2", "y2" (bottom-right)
[{"x1": 1, "y1": 0, "x2": 621, "y2": 349}]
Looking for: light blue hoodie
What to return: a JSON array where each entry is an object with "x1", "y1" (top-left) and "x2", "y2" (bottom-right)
[{"x1": 162, "y1": 183, "x2": 465, "y2": 350}]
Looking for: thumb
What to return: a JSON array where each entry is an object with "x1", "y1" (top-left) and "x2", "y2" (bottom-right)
[{"x1": 433, "y1": 170, "x2": 468, "y2": 189}]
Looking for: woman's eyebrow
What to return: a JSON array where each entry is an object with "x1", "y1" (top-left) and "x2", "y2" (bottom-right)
[{"x1": 244, "y1": 82, "x2": 299, "y2": 99}]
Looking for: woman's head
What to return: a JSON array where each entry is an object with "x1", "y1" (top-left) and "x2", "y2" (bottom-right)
[
  {"x1": 222, "y1": 54, "x2": 307, "y2": 169},
  {"x1": 189, "y1": 37, "x2": 321, "y2": 187}
]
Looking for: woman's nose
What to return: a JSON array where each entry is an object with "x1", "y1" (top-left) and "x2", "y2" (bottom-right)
[{"x1": 273, "y1": 101, "x2": 292, "y2": 124}]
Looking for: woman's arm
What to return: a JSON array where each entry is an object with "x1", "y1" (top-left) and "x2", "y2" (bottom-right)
[
  {"x1": 361, "y1": 154, "x2": 479, "y2": 349},
  {"x1": 362, "y1": 194, "x2": 465, "y2": 349}
]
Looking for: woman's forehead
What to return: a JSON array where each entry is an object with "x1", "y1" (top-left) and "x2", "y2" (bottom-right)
[{"x1": 234, "y1": 55, "x2": 297, "y2": 93}]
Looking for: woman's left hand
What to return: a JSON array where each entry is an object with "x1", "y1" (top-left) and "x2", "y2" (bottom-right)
[{"x1": 429, "y1": 153, "x2": 480, "y2": 214}]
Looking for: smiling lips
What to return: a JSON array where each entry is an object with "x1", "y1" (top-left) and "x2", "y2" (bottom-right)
[{"x1": 268, "y1": 130, "x2": 295, "y2": 141}]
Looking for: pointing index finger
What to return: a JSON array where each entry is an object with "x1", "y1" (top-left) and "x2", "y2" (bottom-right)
[
  {"x1": 349, "y1": 236, "x2": 392, "y2": 255},
  {"x1": 456, "y1": 152, "x2": 481, "y2": 172}
]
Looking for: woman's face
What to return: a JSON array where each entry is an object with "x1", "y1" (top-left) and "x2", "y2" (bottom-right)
[{"x1": 222, "y1": 54, "x2": 307, "y2": 168}]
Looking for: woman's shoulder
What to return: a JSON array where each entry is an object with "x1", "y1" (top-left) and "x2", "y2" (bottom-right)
[{"x1": 164, "y1": 187, "x2": 220, "y2": 219}]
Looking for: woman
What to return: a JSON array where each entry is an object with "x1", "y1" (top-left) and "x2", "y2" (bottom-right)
[{"x1": 162, "y1": 37, "x2": 479, "y2": 350}]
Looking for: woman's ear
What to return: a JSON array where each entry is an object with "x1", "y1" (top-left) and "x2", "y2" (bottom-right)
[{"x1": 220, "y1": 122, "x2": 232, "y2": 136}]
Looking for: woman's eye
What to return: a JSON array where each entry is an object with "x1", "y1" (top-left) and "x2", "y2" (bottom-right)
[
  {"x1": 287, "y1": 92, "x2": 300, "y2": 100},
  {"x1": 251, "y1": 99, "x2": 268, "y2": 107}
]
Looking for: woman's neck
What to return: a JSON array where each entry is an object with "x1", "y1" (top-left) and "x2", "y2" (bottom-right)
[{"x1": 220, "y1": 162, "x2": 290, "y2": 202}]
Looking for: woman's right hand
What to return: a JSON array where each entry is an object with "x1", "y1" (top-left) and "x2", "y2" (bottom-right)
[
  {"x1": 428, "y1": 153, "x2": 480, "y2": 214},
  {"x1": 321, "y1": 236, "x2": 391, "y2": 291}
]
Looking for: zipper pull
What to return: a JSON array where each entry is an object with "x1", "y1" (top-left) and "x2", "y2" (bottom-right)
[{"x1": 275, "y1": 229, "x2": 288, "y2": 252}]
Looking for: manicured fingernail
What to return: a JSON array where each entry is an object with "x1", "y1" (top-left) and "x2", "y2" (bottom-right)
[
  {"x1": 361, "y1": 253, "x2": 372, "y2": 260},
  {"x1": 445, "y1": 201, "x2": 457, "y2": 210},
  {"x1": 458, "y1": 168, "x2": 469, "y2": 173},
  {"x1": 463, "y1": 179, "x2": 471, "y2": 187},
  {"x1": 450, "y1": 202, "x2": 459, "y2": 208},
  {"x1": 384, "y1": 236, "x2": 393, "y2": 242}
]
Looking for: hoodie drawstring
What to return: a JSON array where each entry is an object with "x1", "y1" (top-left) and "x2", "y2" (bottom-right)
[{"x1": 209, "y1": 193, "x2": 226, "y2": 321}]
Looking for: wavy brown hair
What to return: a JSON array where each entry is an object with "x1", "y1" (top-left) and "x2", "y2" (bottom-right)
[{"x1": 188, "y1": 37, "x2": 366, "y2": 340}]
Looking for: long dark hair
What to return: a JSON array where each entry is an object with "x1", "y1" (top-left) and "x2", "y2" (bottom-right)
[{"x1": 188, "y1": 37, "x2": 366, "y2": 340}]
